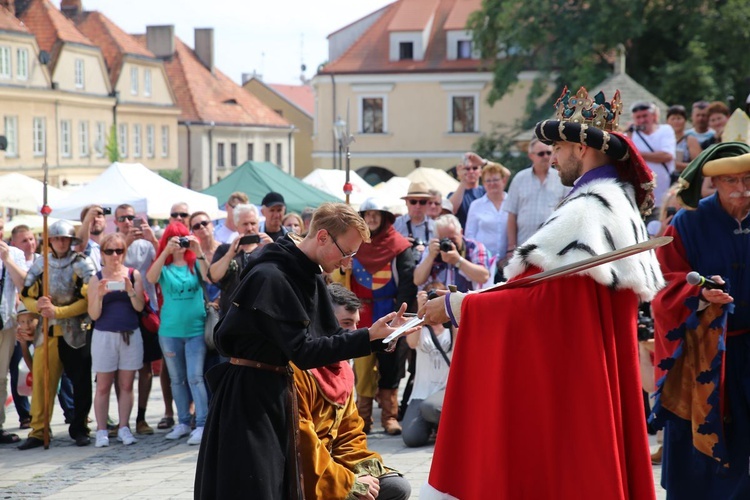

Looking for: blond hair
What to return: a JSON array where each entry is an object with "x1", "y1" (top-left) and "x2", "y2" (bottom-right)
[
  {"x1": 99, "y1": 232, "x2": 128, "y2": 261},
  {"x1": 482, "y1": 162, "x2": 511, "y2": 181},
  {"x1": 308, "y1": 203, "x2": 370, "y2": 243}
]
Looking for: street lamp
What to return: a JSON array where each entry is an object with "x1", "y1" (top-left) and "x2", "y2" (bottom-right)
[{"x1": 333, "y1": 117, "x2": 355, "y2": 204}]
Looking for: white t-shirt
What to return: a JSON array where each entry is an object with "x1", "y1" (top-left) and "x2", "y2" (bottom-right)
[
  {"x1": 409, "y1": 325, "x2": 453, "y2": 402},
  {"x1": 631, "y1": 124, "x2": 676, "y2": 207}
]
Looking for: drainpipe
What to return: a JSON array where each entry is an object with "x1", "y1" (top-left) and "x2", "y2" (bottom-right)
[
  {"x1": 183, "y1": 121, "x2": 191, "y2": 188},
  {"x1": 329, "y1": 73, "x2": 336, "y2": 170}
]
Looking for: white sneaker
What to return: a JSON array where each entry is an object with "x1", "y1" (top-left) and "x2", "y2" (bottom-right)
[
  {"x1": 117, "y1": 426, "x2": 137, "y2": 445},
  {"x1": 187, "y1": 426, "x2": 203, "y2": 446},
  {"x1": 165, "y1": 423, "x2": 191, "y2": 440},
  {"x1": 95, "y1": 429, "x2": 109, "y2": 448}
]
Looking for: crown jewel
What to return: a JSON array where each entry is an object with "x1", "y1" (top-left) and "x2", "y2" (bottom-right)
[{"x1": 554, "y1": 86, "x2": 623, "y2": 132}]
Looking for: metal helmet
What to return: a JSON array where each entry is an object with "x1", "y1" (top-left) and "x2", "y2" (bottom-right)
[
  {"x1": 358, "y1": 197, "x2": 396, "y2": 226},
  {"x1": 49, "y1": 220, "x2": 82, "y2": 246}
]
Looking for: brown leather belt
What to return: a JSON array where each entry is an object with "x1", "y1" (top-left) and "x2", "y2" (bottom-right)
[{"x1": 230, "y1": 357, "x2": 287, "y2": 374}]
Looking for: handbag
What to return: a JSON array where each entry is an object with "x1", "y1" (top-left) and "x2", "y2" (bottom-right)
[
  {"x1": 198, "y1": 265, "x2": 220, "y2": 350},
  {"x1": 128, "y1": 269, "x2": 160, "y2": 336}
]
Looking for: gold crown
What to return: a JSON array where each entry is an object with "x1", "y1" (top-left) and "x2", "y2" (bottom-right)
[{"x1": 554, "y1": 86, "x2": 623, "y2": 132}]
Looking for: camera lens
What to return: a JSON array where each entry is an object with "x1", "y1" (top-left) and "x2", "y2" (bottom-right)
[
  {"x1": 439, "y1": 238, "x2": 453, "y2": 253},
  {"x1": 178, "y1": 237, "x2": 190, "y2": 248}
]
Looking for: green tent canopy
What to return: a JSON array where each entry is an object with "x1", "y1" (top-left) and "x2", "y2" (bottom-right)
[{"x1": 201, "y1": 161, "x2": 340, "y2": 213}]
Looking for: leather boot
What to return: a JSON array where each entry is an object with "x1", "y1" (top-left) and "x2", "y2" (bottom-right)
[
  {"x1": 356, "y1": 396, "x2": 374, "y2": 434},
  {"x1": 380, "y1": 389, "x2": 402, "y2": 435}
]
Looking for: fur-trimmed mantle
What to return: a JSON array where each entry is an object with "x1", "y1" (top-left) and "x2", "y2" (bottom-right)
[{"x1": 505, "y1": 178, "x2": 665, "y2": 301}]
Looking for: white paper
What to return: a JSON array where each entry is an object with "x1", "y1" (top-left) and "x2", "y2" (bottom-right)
[{"x1": 382, "y1": 316, "x2": 424, "y2": 344}]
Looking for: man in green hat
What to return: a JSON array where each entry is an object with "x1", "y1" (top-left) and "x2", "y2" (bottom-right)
[{"x1": 651, "y1": 142, "x2": 750, "y2": 498}]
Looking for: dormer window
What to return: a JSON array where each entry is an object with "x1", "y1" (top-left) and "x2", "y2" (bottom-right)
[
  {"x1": 457, "y1": 40, "x2": 472, "y2": 59},
  {"x1": 399, "y1": 42, "x2": 414, "y2": 60},
  {"x1": 446, "y1": 31, "x2": 477, "y2": 60}
]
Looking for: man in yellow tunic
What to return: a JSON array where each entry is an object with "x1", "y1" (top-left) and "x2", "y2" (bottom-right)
[{"x1": 293, "y1": 283, "x2": 411, "y2": 499}]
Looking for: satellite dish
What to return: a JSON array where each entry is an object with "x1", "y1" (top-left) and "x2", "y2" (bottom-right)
[{"x1": 39, "y1": 51, "x2": 50, "y2": 65}]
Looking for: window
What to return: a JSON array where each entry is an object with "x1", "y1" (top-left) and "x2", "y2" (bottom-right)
[
  {"x1": 276, "y1": 143, "x2": 282, "y2": 167},
  {"x1": 60, "y1": 120, "x2": 71, "y2": 157},
  {"x1": 144, "y1": 69, "x2": 152, "y2": 97},
  {"x1": 95, "y1": 121, "x2": 106, "y2": 157},
  {"x1": 133, "y1": 124, "x2": 142, "y2": 157},
  {"x1": 119, "y1": 123, "x2": 128, "y2": 157},
  {"x1": 16, "y1": 48, "x2": 28, "y2": 80},
  {"x1": 78, "y1": 121, "x2": 89, "y2": 157},
  {"x1": 362, "y1": 98, "x2": 384, "y2": 133},
  {"x1": 264, "y1": 143, "x2": 271, "y2": 162},
  {"x1": 217, "y1": 142, "x2": 225, "y2": 168},
  {"x1": 230, "y1": 142, "x2": 237, "y2": 166},
  {"x1": 146, "y1": 125, "x2": 155, "y2": 157},
  {"x1": 161, "y1": 125, "x2": 169, "y2": 157},
  {"x1": 130, "y1": 67, "x2": 138, "y2": 95},
  {"x1": 452, "y1": 96, "x2": 476, "y2": 133},
  {"x1": 3, "y1": 116, "x2": 18, "y2": 156},
  {"x1": 75, "y1": 59, "x2": 84, "y2": 88},
  {"x1": 0, "y1": 46, "x2": 10, "y2": 78},
  {"x1": 247, "y1": 143, "x2": 254, "y2": 162},
  {"x1": 33, "y1": 117, "x2": 45, "y2": 156},
  {"x1": 399, "y1": 42, "x2": 413, "y2": 60},
  {"x1": 457, "y1": 40, "x2": 473, "y2": 59}
]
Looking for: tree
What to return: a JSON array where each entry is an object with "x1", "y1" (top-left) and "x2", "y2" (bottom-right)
[
  {"x1": 106, "y1": 124, "x2": 119, "y2": 163},
  {"x1": 468, "y1": 0, "x2": 750, "y2": 158},
  {"x1": 158, "y1": 169, "x2": 182, "y2": 185}
]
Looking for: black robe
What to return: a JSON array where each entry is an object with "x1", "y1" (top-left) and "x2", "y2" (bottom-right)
[{"x1": 194, "y1": 236, "x2": 373, "y2": 499}]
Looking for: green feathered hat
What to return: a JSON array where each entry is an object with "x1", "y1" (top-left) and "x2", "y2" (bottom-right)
[{"x1": 678, "y1": 142, "x2": 750, "y2": 208}]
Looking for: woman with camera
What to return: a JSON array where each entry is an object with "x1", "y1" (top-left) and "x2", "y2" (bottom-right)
[
  {"x1": 147, "y1": 222, "x2": 209, "y2": 445},
  {"x1": 347, "y1": 198, "x2": 417, "y2": 435},
  {"x1": 88, "y1": 233, "x2": 145, "y2": 447}
]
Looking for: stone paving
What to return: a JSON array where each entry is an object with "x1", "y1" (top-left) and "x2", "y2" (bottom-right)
[{"x1": 0, "y1": 376, "x2": 666, "y2": 499}]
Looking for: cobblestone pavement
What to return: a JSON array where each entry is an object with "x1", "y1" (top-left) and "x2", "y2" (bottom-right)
[{"x1": 0, "y1": 376, "x2": 666, "y2": 499}]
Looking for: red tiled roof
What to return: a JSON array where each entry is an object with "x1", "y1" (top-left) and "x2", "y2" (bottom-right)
[
  {"x1": 444, "y1": 0, "x2": 478, "y2": 30},
  {"x1": 19, "y1": 0, "x2": 94, "y2": 54},
  {"x1": 388, "y1": 0, "x2": 440, "y2": 31},
  {"x1": 0, "y1": 5, "x2": 30, "y2": 33},
  {"x1": 134, "y1": 34, "x2": 289, "y2": 127},
  {"x1": 269, "y1": 83, "x2": 314, "y2": 116},
  {"x1": 322, "y1": 0, "x2": 485, "y2": 74},
  {"x1": 75, "y1": 11, "x2": 155, "y2": 87}
]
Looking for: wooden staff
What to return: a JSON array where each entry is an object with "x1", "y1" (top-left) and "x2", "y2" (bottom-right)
[{"x1": 40, "y1": 159, "x2": 51, "y2": 449}]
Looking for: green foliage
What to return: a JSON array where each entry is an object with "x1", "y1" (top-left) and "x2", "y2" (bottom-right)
[
  {"x1": 158, "y1": 168, "x2": 182, "y2": 185},
  {"x1": 106, "y1": 124, "x2": 119, "y2": 163}
]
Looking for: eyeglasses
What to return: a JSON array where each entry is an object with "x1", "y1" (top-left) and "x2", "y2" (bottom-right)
[
  {"x1": 408, "y1": 199, "x2": 428, "y2": 205},
  {"x1": 484, "y1": 178, "x2": 504, "y2": 184},
  {"x1": 464, "y1": 166, "x2": 480, "y2": 171},
  {"x1": 170, "y1": 212, "x2": 189, "y2": 219},
  {"x1": 102, "y1": 248, "x2": 125, "y2": 256},
  {"x1": 718, "y1": 175, "x2": 750, "y2": 186},
  {"x1": 328, "y1": 231, "x2": 357, "y2": 259},
  {"x1": 117, "y1": 215, "x2": 135, "y2": 222},
  {"x1": 535, "y1": 151, "x2": 552, "y2": 157},
  {"x1": 191, "y1": 220, "x2": 210, "y2": 231}
]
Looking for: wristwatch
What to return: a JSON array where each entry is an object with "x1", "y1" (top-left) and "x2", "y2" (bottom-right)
[{"x1": 455, "y1": 257, "x2": 463, "y2": 269}]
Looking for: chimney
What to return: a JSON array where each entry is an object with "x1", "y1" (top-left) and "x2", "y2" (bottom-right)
[
  {"x1": 614, "y1": 43, "x2": 626, "y2": 75},
  {"x1": 146, "y1": 25, "x2": 175, "y2": 59},
  {"x1": 194, "y1": 28, "x2": 214, "y2": 73},
  {"x1": 0, "y1": 0, "x2": 14, "y2": 15},
  {"x1": 60, "y1": 0, "x2": 81, "y2": 18}
]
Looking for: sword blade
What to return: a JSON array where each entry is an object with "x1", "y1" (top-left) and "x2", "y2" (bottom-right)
[{"x1": 477, "y1": 236, "x2": 672, "y2": 294}]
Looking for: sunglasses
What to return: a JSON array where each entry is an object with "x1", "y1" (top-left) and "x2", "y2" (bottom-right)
[
  {"x1": 191, "y1": 220, "x2": 210, "y2": 231},
  {"x1": 170, "y1": 212, "x2": 189, "y2": 219},
  {"x1": 535, "y1": 151, "x2": 552, "y2": 157},
  {"x1": 408, "y1": 199, "x2": 428, "y2": 205},
  {"x1": 427, "y1": 201, "x2": 442, "y2": 205},
  {"x1": 102, "y1": 248, "x2": 125, "y2": 256},
  {"x1": 464, "y1": 166, "x2": 480, "y2": 171},
  {"x1": 117, "y1": 215, "x2": 135, "y2": 222}
]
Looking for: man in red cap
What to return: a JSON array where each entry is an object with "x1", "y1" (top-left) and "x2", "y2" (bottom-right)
[{"x1": 420, "y1": 86, "x2": 663, "y2": 499}]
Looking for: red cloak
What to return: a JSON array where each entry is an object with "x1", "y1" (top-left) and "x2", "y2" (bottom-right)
[{"x1": 426, "y1": 266, "x2": 655, "y2": 499}]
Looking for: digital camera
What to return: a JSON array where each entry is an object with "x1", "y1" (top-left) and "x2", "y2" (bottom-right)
[
  {"x1": 178, "y1": 236, "x2": 190, "y2": 248},
  {"x1": 439, "y1": 238, "x2": 454, "y2": 253}
]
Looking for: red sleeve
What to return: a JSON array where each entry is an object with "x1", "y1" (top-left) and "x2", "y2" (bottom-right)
[{"x1": 652, "y1": 225, "x2": 698, "y2": 382}]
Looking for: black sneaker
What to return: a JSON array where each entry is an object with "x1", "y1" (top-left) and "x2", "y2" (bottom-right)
[
  {"x1": 74, "y1": 434, "x2": 91, "y2": 447},
  {"x1": 17, "y1": 437, "x2": 44, "y2": 450}
]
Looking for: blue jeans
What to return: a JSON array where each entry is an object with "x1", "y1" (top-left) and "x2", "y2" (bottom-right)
[
  {"x1": 158, "y1": 335, "x2": 208, "y2": 428},
  {"x1": 10, "y1": 342, "x2": 30, "y2": 422}
]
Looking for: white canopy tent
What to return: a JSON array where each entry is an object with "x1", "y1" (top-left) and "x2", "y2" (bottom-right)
[
  {"x1": 301, "y1": 169, "x2": 376, "y2": 207},
  {"x1": 406, "y1": 167, "x2": 459, "y2": 197},
  {"x1": 51, "y1": 163, "x2": 223, "y2": 221},
  {"x1": 0, "y1": 173, "x2": 67, "y2": 213}
]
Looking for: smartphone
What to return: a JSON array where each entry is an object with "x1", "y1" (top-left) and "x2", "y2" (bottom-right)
[
  {"x1": 133, "y1": 217, "x2": 144, "y2": 227},
  {"x1": 106, "y1": 281, "x2": 125, "y2": 291},
  {"x1": 238, "y1": 234, "x2": 261, "y2": 245},
  {"x1": 102, "y1": 207, "x2": 112, "y2": 215}
]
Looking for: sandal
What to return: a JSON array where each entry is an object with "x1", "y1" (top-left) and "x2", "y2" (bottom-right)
[
  {"x1": 19, "y1": 418, "x2": 31, "y2": 430},
  {"x1": 0, "y1": 430, "x2": 20, "y2": 444},
  {"x1": 157, "y1": 416, "x2": 175, "y2": 430}
]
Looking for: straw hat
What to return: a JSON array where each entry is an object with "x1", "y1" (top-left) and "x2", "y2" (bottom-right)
[{"x1": 401, "y1": 181, "x2": 432, "y2": 199}]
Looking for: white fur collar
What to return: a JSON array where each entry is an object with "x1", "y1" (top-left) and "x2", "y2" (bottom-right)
[{"x1": 505, "y1": 178, "x2": 664, "y2": 301}]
